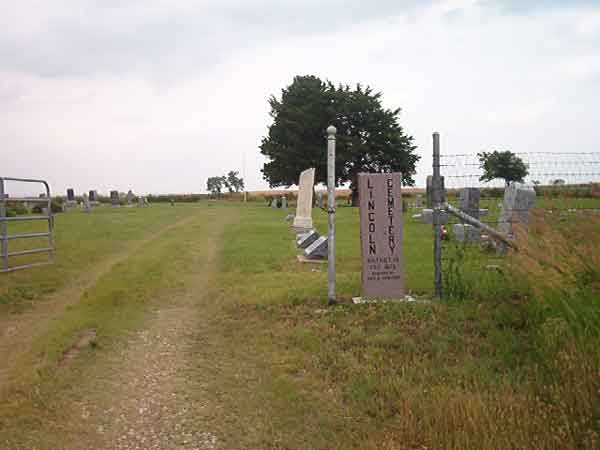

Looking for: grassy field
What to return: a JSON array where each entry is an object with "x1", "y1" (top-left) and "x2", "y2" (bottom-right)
[{"x1": 1, "y1": 202, "x2": 599, "y2": 449}]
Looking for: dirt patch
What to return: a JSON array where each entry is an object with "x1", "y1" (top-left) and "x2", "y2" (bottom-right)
[{"x1": 58, "y1": 329, "x2": 97, "y2": 368}]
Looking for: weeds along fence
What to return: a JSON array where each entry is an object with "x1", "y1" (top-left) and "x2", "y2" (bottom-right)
[{"x1": 431, "y1": 138, "x2": 600, "y2": 300}]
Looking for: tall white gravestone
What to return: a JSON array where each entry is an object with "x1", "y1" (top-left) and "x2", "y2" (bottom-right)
[{"x1": 292, "y1": 168, "x2": 315, "y2": 232}]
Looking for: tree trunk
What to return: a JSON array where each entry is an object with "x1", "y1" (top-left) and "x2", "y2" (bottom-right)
[{"x1": 350, "y1": 177, "x2": 359, "y2": 207}]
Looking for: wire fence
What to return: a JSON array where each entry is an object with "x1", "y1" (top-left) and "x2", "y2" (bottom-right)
[{"x1": 430, "y1": 141, "x2": 600, "y2": 299}]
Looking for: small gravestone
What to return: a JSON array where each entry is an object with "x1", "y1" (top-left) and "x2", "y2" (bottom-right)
[
  {"x1": 285, "y1": 213, "x2": 295, "y2": 222},
  {"x1": 82, "y1": 193, "x2": 92, "y2": 213},
  {"x1": 271, "y1": 197, "x2": 278, "y2": 209},
  {"x1": 292, "y1": 168, "x2": 315, "y2": 232},
  {"x1": 415, "y1": 194, "x2": 423, "y2": 209},
  {"x1": 316, "y1": 191, "x2": 324, "y2": 209},
  {"x1": 304, "y1": 235, "x2": 328, "y2": 260},
  {"x1": 459, "y1": 188, "x2": 481, "y2": 220},
  {"x1": 297, "y1": 230, "x2": 319, "y2": 249},
  {"x1": 420, "y1": 208, "x2": 449, "y2": 225},
  {"x1": 138, "y1": 196, "x2": 145, "y2": 208},
  {"x1": 65, "y1": 188, "x2": 77, "y2": 210},
  {"x1": 110, "y1": 190, "x2": 120, "y2": 207},
  {"x1": 126, "y1": 190, "x2": 135, "y2": 206},
  {"x1": 358, "y1": 172, "x2": 405, "y2": 299},
  {"x1": 453, "y1": 223, "x2": 480, "y2": 243},
  {"x1": 281, "y1": 196, "x2": 288, "y2": 210},
  {"x1": 88, "y1": 190, "x2": 100, "y2": 206}
]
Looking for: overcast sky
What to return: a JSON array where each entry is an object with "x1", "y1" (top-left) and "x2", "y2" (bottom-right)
[{"x1": 2, "y1": 0, "x2": 600, "y2": 196}]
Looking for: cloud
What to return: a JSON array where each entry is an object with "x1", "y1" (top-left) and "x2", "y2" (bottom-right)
[
  {"x1": 2, "y1": 0, "x2": 600, "y2": 195},
  {"x1": 0, "y1": 0, "x2": 428, "y2": 79}
]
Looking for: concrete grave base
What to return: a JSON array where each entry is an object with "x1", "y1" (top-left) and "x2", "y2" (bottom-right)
[
  {"x1": 352, "y1": 296, "x2": 429, "y2": 305},
  {"x1": 292, "y1": 215, "x2": 313, "y2": 231},
  {"x1": 297, "y1": 255, "x2": 328, "y2": 264}
]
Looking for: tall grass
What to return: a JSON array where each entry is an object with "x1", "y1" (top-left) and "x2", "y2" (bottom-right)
[{"x1": 513, "y1": 212, "x2": 600, "y2": 336}]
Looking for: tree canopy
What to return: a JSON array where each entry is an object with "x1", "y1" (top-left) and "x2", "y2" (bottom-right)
[
  {"x1": 206, "y1": 176, "x2": 226, "y2": 197},
  {"x1": 226, "y1": 171, "x2": 245, "y2": 193},
  {"x1": 478, "y1": 151, "x2": 529, "y2": 186},
  {"x1": 260, "y1": 75, "x2": 419, "y2": 204}
]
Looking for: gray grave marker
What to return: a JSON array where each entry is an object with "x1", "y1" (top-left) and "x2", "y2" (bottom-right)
[
  {"x1": 304, "y1": 235, "x2": 328, "y2": 260},
  {"x1": 316, "y1": 191, "x2": 324, "y2": 209},
  {"x1": 498, "y1": 182, "x2": 537, "y2": 236},
  {"x1": 453, "y1": 223, "x2": 481, "y2": 243},
  {"x1": 110, "y1": 190, "x2": 120, "y2": 207},
  {"x1": 415, "y1": 194, "x2": 423, "y2": 209},
  {"x1": 296, "y1": 230, "x2": 319, "y2": 249},
  {"x1": 459, "y1": 188, "x2": 481, "y2": 220},
  {"x1": 426, "y1": 175, "x2": 445, "y2": 208}
]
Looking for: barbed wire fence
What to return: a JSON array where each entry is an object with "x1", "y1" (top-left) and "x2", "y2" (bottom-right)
[{"x1": 430, "y1": 133, "x2": 600, "y2": 299}]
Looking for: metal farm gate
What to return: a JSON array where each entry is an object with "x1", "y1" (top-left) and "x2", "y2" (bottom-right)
[{"x1": 0, "y1": 177, "x2": 55, "y2": 273}]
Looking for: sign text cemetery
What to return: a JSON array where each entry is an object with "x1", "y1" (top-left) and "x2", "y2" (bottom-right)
[{"x1": 358, "y1": 173, "x2": 405, "y2": 299}]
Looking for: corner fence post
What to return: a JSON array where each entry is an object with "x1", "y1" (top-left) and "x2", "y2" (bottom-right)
[
  {"x1": 0, "y1": 178, "x2": 7, "y2": 271},
  {"x1": 432, "y1": 132, "x2": 443, "y2": 299},
  {"x1": 327, "y1": 125, "x2": 337, "y2": 305}
]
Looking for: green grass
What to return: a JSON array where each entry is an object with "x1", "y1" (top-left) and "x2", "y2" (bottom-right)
[
  {"x1": 197, "y1": 203, "x2": 600, "y2": 449},
  {"x1": 1, "y1": 202, "x2": 599, "y2": 449}
]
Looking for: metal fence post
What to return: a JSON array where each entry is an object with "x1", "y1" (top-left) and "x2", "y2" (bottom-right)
[
  {"x1": 0, "y1": 179, "x2": 7, "y2": 271},
  {"x1": 327, "y1": 125, "x2": 337, "y2": 305},
  {"x1": 432, "y1": 132, "x2": 443, "y2": 299}
]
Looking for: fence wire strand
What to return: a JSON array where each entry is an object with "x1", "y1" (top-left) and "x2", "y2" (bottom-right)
[{"x1": 429, "y1": 151, "x2": 600, "y2": 298}]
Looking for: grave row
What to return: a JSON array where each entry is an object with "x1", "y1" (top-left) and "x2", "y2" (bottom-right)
[{"x1": 282, "y1": 168, "x2": 536, "y2": 301}]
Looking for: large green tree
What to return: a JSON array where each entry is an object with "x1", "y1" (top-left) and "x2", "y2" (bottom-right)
[
  {"x1": 478, "y1": 151, "x2": 529, "y2": 186},
  {"x1": 260, "y1": 75, "x2": 419, "y2": 205}
]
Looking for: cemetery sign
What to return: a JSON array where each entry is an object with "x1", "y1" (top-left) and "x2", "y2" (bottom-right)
[{"x1": 358, "y1": 172, "x2": 405, "y2": 299}]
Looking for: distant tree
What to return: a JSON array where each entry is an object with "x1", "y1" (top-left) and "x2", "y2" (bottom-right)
[
  {"x1": 260, "y1": 75, "x2": 419, "y2": 205},
  {"x1": 206, "y1": 176, "x2": 226, "y2": 197},
  {"x1": 226, "y1": 171, "x2": 245, "y2": 193},
  {"x1": 478, "y1": 151, "x2": 529, "y2": 186}
]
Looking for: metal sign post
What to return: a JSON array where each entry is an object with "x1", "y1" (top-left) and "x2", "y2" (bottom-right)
[
  {"x1": 432, "y1": 133, "x2": 443, "y2": 299},
  {"x1": 327, "y1": 125, "x2": 337, "y2": 305}
]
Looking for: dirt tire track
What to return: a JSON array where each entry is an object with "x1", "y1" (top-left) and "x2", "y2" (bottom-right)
[
  {"x1": 0, "y1": 213, "x2": 198, "y2": 389},
  {"x1": 64, "y1": 213, "x2": 226, "y2": 450}
]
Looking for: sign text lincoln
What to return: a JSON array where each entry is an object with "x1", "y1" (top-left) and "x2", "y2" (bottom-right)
[{"x1": 358, "y1": 173, "x2": 405, "y2": 299}]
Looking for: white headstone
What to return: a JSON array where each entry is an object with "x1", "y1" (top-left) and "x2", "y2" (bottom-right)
[
  {"x1": 83, "y1": 193, "x2": 92, "y2": 213},
  {"x1": 292, "y1": 168, "x2": 315, "y2": 231}
]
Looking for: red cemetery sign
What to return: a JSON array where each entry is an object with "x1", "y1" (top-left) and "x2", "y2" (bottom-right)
[{"x1": 358, "y1": 173, "x2": 405, "y2": 299}]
